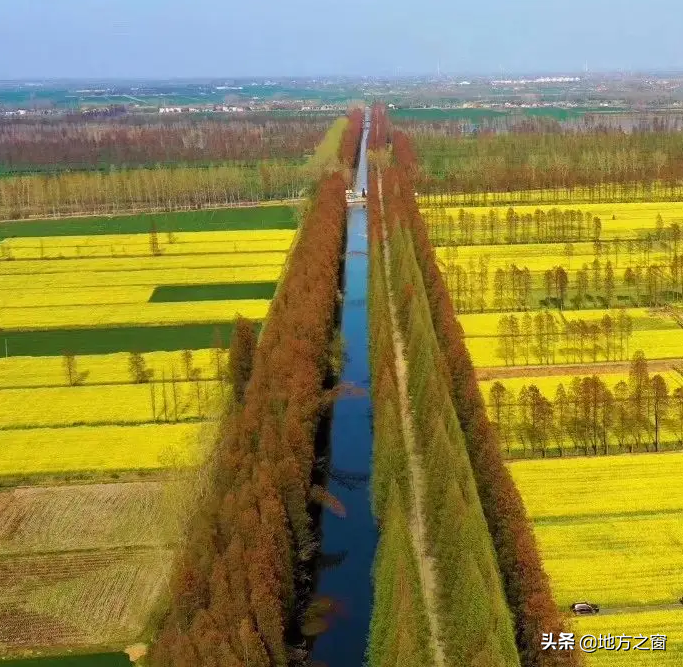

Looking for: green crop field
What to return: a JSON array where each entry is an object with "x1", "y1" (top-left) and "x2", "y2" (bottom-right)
[
  {"x1": 149, "y1": 281, "x2": 277, "y2": 302},
  {"x1": 1, "y1": 323, "x2": 243, "y2": 357},
  {"x1": 0, "y1": 204, "x2": 296, "y2": 240}
]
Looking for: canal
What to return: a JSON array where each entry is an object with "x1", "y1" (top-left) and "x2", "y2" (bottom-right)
[{"x1": 311, "y1": 109, "x2": 376, "y2": 666}]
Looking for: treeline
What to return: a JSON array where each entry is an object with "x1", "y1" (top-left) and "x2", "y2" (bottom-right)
[
  {"x1": 394, "y1": 112, "x2": 683, "y2": 140},
  {"x1": 489, "y1": 353, "x2": 683, "y2": 457},
  {"x1": 427, "y1": 206, "x2": 604, "y2": 245},
  {"x1": 339, "y1": 108, "x2": 363, "y2": 180},
  {"x1": 369, "y1": 102, "x2": 521, "y2": 665},
  {"x1": 412, "y1": 125, "x2": 683, "y2": 197},
  {"x1": 0, "y1": 161, "x2": 309, "y2": 220},
  {"x1": 148, "y1": 115, "x2": 361, "y2": 666},
  {"x1": 379, "y1": 163, "x2": 520, "y2": 665},
  {"x1": 387, "y1": 113, "x2": 581, "y2": 666},
  {"x1": 0, "y1": 115, "x2": 360, "y2": 220},
  {"x1": 0, "y1": 116, "x2": 328, "y2": 171},
  {"x1": 442, "y1": 250, "x2": 683, "y2": 315},
  {"x1": 495, "y1": 309, "x2": 636, "y2": 366},
  {"x1": 367, "y1": 166, "x2": 433, "y2": 667}
]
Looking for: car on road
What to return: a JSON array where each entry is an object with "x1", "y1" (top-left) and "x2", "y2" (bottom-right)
[{"x1": 570, "y1": 602, "x2": 600, "y2": 615}]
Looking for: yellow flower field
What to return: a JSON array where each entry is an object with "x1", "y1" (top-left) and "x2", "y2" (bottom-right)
[
  {"x1": 0, "y1": 285, "x2": 156, "y2": 308},
  {"x1": 479, "y1": 370, "x2": 683, "y2": 400},
  {"x1": 458, "y1": 308, "x2": 673, "y2": 338},
  {"x1": 0, "y1": 349, "x2": 221, "y2": 388},
  {"x1": 0, "y1": 381, "x2": 221, "y2": 428},
  {"x1": 1, "y1": 229, "x2": 295, "y2": 260},
  {"x1": 532, "y1": 512, "x2": 683, "y2": 608},
  {"x1": 0, "y1": 251, "x2": 288, "y2": 276},
  {"x1": 456, "y1": 307, "x2": 683, "y2": 367},
  {"x1": 576, "y1": 609, "x2": 683, "y2": 665},
  {"x1": 420, "y1": 196, "x2": 683, "y2": 239},
  {"x1": 0, "y1": 299, "x2": 270, "y2": 330},
  {"x1": 435, "y1": 242, "x2": 669, "y2": 274},
  {"x1": 509, "y1": 454, "x2": 683, "y2": 519},
  {"x1": 0, "y1": 264, "x2": 283, "y2": 291},
  {"x1": 0, "y1": 220, "x2": 288, "y2": 477},
  {"x1": 510, "y1": 454, "x2": 683, "y2": 608},
  {"x1": 467, "y1": 330, "x2": 683, "y2": 368},
  {"x1": 0, "y1": 423, "x2": 203, "y2": 475}
]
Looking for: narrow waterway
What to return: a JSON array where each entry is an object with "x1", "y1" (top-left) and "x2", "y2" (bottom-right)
[{"x1": 311, "y1": 109, "x2": 376, "y2": 666}]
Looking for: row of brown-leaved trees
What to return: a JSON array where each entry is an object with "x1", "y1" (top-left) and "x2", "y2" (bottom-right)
[
  {"x1": 0, "y1": 116, "x2": 329, "y2": 171},
  {"x1": 384, "y1": 105, "x2": 582, "y2": 667},
  {"x1": 148, "y1": 114, "x2": 362, "y2": 667}
]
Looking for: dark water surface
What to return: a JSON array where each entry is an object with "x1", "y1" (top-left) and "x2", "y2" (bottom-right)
[{"x1": 311, "y1": 111, "x2": 376, "y2": 666}]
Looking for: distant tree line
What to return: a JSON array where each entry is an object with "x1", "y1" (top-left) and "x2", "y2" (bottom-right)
[
  {"x1": 0, "y1": 161, "x2": 310, "y2": 220},
  {"x1": 395, "y1": 111, "x2": 683, "y2": 140},
  {"x1": 0, "y1": 115, "x2": 366, "y2": 220},
  {"x1": 410, "y1": 124, "x2": 683, "y2": 199},
  {"x1": 390, "y1": 119, "x2": 581, "y2": 667},
  {"x1": 0, "y1": 116, "x2": 329, "y2": 172},
  {"x1": 489, "y1": 353, "x2": 683, "y2": 457}
]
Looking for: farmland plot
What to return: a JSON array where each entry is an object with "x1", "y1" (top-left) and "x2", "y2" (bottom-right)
[
  {"x1": 0, "y1": 549, "x2": 172, "y2": 650},
  {"x1": 0, "y1": 209, "x2": 294, "y2": 480},
  {"x1": 0, "y1": 479, "x2": 186, "y2": 654},
  {"x1": 510, "y1": 455, "x2": 683, "y2": 607},
  {"x1": 576, "y1": 609, "x2": 683, "y2": 666},
  {"x1": 0, "y1": 482, "x2": 178, "y2": 553}
]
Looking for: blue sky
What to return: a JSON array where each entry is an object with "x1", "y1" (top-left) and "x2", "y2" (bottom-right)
[{"x1": 1, "y1": 0, "x2": 682, "y2": 79}]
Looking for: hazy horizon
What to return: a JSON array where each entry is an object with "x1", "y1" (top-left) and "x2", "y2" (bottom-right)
[{"x1": 2, "y1": 0, "x2": 682, "y2": 79}]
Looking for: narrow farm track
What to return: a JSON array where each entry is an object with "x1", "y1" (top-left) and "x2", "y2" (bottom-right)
[
  {"x1": 476, "y1": 356, "x2": 683, "y2": 380},
  {"x1": 378, "y1": 173, "x2": 447, "y2": 667}
]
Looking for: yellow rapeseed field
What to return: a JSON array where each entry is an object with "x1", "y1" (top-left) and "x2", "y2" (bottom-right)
[
  {"x1": 420, "y1": 198, "x2": 683, "y2": 240},
  {"x1": 0, "y1": 381, "x2": 221, "y2": 427},
  {"x1": 0, "y1": 265, "x2": 283, "y2": 292},
  {"x1": 0, "y1": 423, "x2": 203, "y2": 475},
  {"x1": 575, "y1": 609, "x2": 683, "y2": 666},
  {"x1": 0, "y1": 223, "x2": 287, "y2": 478},
  {"x1": 0, "y1": 349, "x2": 221, "y2": 388},
  {"x1": 456, "y1": 307, "x2": 683, "y2": 367},
  {"x1": 479, "y1": 370, "x2": 681, "y2": 402},
  {"x1": 1, "y1": 229, "x2": 295, "y2": 260},
  {"x1": 509, "y1": 454, "x2": 683, "y2": 608},
  {"x1": 0, "y1": 299, "x2": 269, "y2": 330},
  {"x1": 0, "y1": 285, "x2": 155, "y2": 308},
  {"x1": 509, "y1": 454, "x2": 683, "y2": 519},
  {"x1": 458, "y1": 308, "x2": 670, "y2": 338},
  {"x1": 0, "y1": 251, "x2": 288, "y2": 276},
  {"x1": 435, "y1": 242, "x2": 669, "y2": 274}
]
